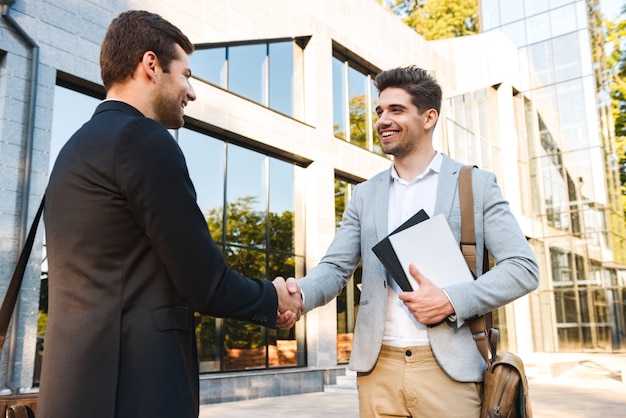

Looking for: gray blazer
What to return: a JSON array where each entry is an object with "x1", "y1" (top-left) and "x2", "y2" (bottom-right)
[{"x1": 298, "y1": 154, "x2": 539, "y2": 382}]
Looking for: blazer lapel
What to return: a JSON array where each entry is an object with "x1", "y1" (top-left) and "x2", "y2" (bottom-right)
[
  {"x1": 374, "y1": 169, "x2": 392, "y2": 240},
  {"x1": 434, "y1": 154, "x2": 461, "y2": 217}
]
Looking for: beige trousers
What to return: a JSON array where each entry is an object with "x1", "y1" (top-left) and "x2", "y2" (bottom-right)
[{"x1": 356, "y1": 345, "x2": 481, "y2": 418}]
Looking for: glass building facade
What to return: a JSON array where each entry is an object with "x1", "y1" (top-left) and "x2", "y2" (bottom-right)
[
  {"x1": 480, "y1": 0, "x2": 626, "y2": 352},
  {"x1": 1, "y1": 0, "x2": 624, "y2": 404}
]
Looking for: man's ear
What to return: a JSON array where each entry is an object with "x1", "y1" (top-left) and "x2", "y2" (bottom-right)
[
  {"x1": 141, "y1": 51, "x2": 160, "y2": 82},
  {"x1": 424, "y1": 108, "x2": 439, "y2": 130}
]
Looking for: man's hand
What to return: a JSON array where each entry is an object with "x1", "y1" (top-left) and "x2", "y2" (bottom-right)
[
  {"x1": 398, "y1": 264, "x2": 454, "y2": 325},
  {"x1": 273, "y1": 277, "x2": 304, "y2": 329}
]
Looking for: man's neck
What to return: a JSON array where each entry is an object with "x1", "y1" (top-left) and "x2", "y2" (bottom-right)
[{"x1": 394, "y1": 148, "x2": 437, "y2": 181}]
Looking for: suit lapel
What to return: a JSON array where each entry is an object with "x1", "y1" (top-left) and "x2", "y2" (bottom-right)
[
  {"x1": 374, "y1": 169, "x2": 391, "y2": 240},
  {"x1": 434, "y1": 154, "x2": 461, "y2": 217}
]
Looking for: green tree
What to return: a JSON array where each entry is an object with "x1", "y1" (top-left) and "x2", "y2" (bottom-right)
[
  {"x1": 606, "y1": 6, "x2": 626, "y2": 215},
  {"x1": 385, "y1": 0, "x2": 478, "y2": 40},
  {"x1": 196, "y1": 196, "x2": 297, "y2": 366}
]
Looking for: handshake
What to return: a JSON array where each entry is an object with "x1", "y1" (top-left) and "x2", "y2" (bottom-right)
[{"x1": 272, "y1": 277, "x2": 303, "y2": 330}]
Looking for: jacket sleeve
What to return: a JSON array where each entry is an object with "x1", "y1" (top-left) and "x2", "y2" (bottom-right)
[
  {"x1": 114, "y1": 118, "x2": 278, "y2": 327},
  {"x1": 444, "y1": 169, "x2": 539, "y2": 324}
]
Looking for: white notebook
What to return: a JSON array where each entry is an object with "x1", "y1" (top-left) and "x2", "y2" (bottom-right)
[{"x1": 387, "y1": 213, "x2": 474, "y2": 290}]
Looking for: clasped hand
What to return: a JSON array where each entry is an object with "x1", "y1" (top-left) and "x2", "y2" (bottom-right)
[
  {"x1": 398, "y1": 264, "x2": 455, "y2": 325},
  {"x1": 272, "y1": 277, "x2": 304, "y2": 330}
]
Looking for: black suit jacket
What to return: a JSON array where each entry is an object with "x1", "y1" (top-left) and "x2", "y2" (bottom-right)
[{"x1": 38, "y1": 101, "x2": 278, "y2": 418}]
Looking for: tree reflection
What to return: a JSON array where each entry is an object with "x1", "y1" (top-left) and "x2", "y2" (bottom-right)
[{"x1": 196, "y1": 195, "x2": 297, "y2": 371}]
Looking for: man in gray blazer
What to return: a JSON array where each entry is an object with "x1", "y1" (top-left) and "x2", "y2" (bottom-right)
[
  {"x1": 39, "y1": 10, "x2": 302, "y2": 418},
  {"x1": 293, "y1": 67, "x2": 539, "y2": 417}
]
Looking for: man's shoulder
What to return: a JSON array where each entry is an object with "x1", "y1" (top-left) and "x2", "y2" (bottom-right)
[{"x1": 364, "y1": 168, "x2": 391, "y2": 185}]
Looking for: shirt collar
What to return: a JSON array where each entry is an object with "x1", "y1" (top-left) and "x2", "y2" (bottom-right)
[{"x1": 390, "y1": 151, "x2": 442, "y2": 183}]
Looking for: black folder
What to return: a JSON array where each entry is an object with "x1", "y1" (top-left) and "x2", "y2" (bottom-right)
[{"x1": 371, "y1": 209, "x2": 430, "y2": 292}]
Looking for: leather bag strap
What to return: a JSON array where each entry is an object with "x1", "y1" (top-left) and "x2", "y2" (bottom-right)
[
  {"x1": 458, "y1": 166, "x2": 494, "y2": 363},
  {"x1": 0, "y1": 197, "x2": 45, "y2": 353}
]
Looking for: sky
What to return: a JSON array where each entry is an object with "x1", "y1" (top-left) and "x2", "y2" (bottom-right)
[{"x1": 601, "y1": 0, "x2": 624, "y2": 20}]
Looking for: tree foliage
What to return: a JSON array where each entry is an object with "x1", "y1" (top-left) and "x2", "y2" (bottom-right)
[
  {"x1": 385, "y1": 0, "x2": 478, "y2": 40},
  {"x1": 196, "y1": 196, "x2": 297, "y2": 361},
  {"x1": 606, "y1": 5, "x2": 626, "y2": 215}
]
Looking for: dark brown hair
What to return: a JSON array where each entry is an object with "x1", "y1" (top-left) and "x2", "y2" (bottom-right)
[
  {"x1": 100, "y1": 10, "x2": 194, "y2": 91},
  {"x1": 374, "y1": 66, "x2": 442, "y2": 115}
]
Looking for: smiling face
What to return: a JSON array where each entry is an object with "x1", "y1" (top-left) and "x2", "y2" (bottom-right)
[
  {"x1": 375, "y1": 87, "x2": 434, "y2": 159},
  {"x1": 153, "y1": 44, "x2": 197, "y2": 129}
]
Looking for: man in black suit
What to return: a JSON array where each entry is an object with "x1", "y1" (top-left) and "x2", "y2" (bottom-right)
[{"x1": 38, "y1": 10, "x2": 302, "y2": 418}]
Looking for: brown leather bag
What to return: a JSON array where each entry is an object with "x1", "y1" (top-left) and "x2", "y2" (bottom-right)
[
  {"x1": 0, "y1": 199, "x2": 44, "y2": 418},
  {"x1": 458, "y1": 166, "x2": 532, "y2": 418}
]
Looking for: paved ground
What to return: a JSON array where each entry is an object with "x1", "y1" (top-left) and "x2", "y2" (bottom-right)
[{"x1": 199, "y1": 352, "x2": 626, "y2": 417}]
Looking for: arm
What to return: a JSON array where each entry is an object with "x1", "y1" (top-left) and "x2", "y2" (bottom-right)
[
  {"x1": 444, "y1": 170, "x2": 539, "y2": 323},
  {"x1": 296, "y1": 183, "x2": 365, "y2": 313},
  {"x1": 116, "y1": 119, "x2": 279, "y2": 326}
]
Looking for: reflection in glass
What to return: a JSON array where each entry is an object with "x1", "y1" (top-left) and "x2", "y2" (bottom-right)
[
  {"x1": 529, "y1": 41, "x2": 555, "y2": 88},
  {"x1": 269, "y1": 158, "x2": 294, "y2": 252},
  {"x1": 190, "y1": 47, "x2": 226, "y2": 87},
  {"x1": 553, "y1": 33, "x2": 581, "y2": 83},
  {"x1": 195, "y1": 312, "x2": 219, "y2": 372},
  {"x1": 333, "y1": 57, "x2": 347, "y2": 140},
  {"x1": 223, "y1": 247, "x2": 266, "y2": 370},
  {"x1": 229, "y1": 44, "x2": 266, "y2": 104},
  {"x1": 334, "y1": 178, "x2": 360, "y2": 364},
  {"x1": 191, "y1": 41, "x2": 300, "y2": 117},
  {"x1": 268, "y1": 253, "x2": 298, "y2": 367},
  {"x1": 550, "y1": 4, "x2": 577, "y2": 38},
  {"x1": 526, "y1": 12, "x2": 551, "y2": 44},
  {"x1": 371, "y1": 78, "x2": 382, "y2": 154},
  {"x1": 269, "y1": 42, "x2": 294, "y2": 116},
  {"x1": 226, "y1": 145, "x2": 267, "y2": 248},
  {"x1": 501, "y1": 20, "x2": 527, "y2": 47},
  {"x1": 177, "y1": 129, "x2": 225, "y2": 239},
  {"x1": 480, "y1": 0, "x2": 500, "y2": 30},
  {"x1": 348, "y1": 66, "x2": 368, "y2": 148},
  {"x1": 499, "y1": 0, "x2": 523, "y2": 25},
  {"x1": 551, "y1": 248, "x2": 573, "y2": 284},
  {"x1": 179, "y1": 134, "x2": 301, "y2": 372}
]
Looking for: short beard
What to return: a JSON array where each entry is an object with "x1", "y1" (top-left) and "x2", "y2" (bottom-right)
[{"x1": 382, "y1": 140, "x2": 415, "y2": 159}]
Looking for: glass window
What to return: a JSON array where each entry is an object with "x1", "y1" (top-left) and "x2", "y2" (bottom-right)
[
  {"x1": 526, "y1": 12, "x2": 551, "y2": 44},
  {"x1": 501, "y1": 20, "x2": 527, "y2": 48},
  {"x1": 226, "y1": 144, "x2": 267, "y2": 248},
  {"x1": 192, "y1": 40, "x2": 304, "y2": 118},
  {"x1": 269, "y1": 42, "x2": 294, "y2": 116},
  {"x1": 551, "y1": 247, "x2": 574, "y2": 284},
  {"x1": 557, "y1": 78, "x2": 587, "y2": 150},
  {"x1": 269, "y1": 158, "x2": 295, "y2": 252},
  {"x1": 553, "y1": 32, "x2": 582, "y2": 83},
  {"x1": 334, "y1": 178, "x2": 361, "y2": 365},
  {"x1": 528, "y1": 41, "x2": 555, "y2": 88},
  {"x1": 550, "y1": 0, "x2": 572, "y2": 8},
  {"x1": 181, "y1": 132, "x2": 304, "y2": 372},
  {"x1": 178, "y1": 130, "x2": 225, "y2": 239},
  {"x1": 550, "y1": 4, "x2": 577, "y2": 38},
  {"x1": 332, "y1": 57, "x2": 348, "y2": 140},
  {"x1": 554, "y1": 289, "x2": 578, "y2": 323},
  {"x1": 481, "y1": 0, "x2": 501, "y2": 30},
  {"x1": 190, "y1": 47, "x2": 226, "y2": 88},
  {"x1": 348, "y1": 66, "x2": 369, "y2": 149},
  {"x1": 371, "y1": 78, "x2": 381, "y2": 154},
  {"x1": 332, "y1": 51, "x2": 382, "y2": 157},
  {"x1": 229, "y1": 44, "x2": 266, "y2": 104},
  {"x1": 499, "y1": 0, "x2": 524, "y2": 25},
  {"x1": 526, "y1": 0, "x2": 549, "y2": 16}
]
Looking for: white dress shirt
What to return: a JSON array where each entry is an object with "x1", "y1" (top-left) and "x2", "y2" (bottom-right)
[{"x1": 382, "y1": 152, "x2": 442, "y2": 347}]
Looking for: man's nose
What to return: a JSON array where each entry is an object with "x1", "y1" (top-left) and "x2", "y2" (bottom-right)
[{"x1": 187, "y1": 82, "x2": 197, "y2": 101}]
